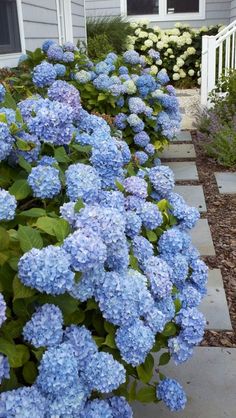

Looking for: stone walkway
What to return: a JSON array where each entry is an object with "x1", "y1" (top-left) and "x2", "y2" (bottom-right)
[{"x1": 133, "y1": 130, "x2": 235, "y2": 418}]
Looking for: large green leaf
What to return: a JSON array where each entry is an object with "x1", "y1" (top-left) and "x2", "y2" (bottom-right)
[
  {"x1": 136, "y1": 354, "x2": 154, "y2": 383},
  {"x1": 0, "y1": 338, "x2": 30, "y2": 367},
  {"x1": 159, "y1": 352, "x2": 171, "y2": 366},
  {"x1": 17, "y1": 225, "x2": 43, "y2": 252},
  {"x1": 23, "y1": 361, "x2": 37, "y2": 384},
  {"x1": 54, "y1": 146, "x2": 70, "y2": 163},
  {"x1": 19, "y1": 208, "x2": 46, "y2": 218},
  {"x1": 136, "y1": 386, "x2": 157, "y2": 403},
  {"x1": 36, "y1": 217, "x2": 70, "y2": 241},
  {"x1": 9, "y1": 179, "x2": 31, "y2": 200},
  {"x1": 0, "y1": 227, "x2": 9, "y2": 251},
  {"x1": 13, "y1": 276, "x2": 36, "y2": 300}
]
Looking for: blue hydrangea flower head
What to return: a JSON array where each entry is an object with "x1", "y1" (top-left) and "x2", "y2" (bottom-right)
[
  {"x1": 145, "y1": 306, "x2": 167, "y2": 333},
  {"x1": 0, "y1": 122, "x2": 14, "y2": 161},
  {"x1": 176, "y1": 307, "x2": 206, "y2": 345},
  {"x1": 38, "y1": 156, "x2": 57, "y2": 166},
  {"x1": 127, "y1": 114, "x2": 144, "y2": 132},
  {"x1": 60, "y1": 201, "x2": 78, "y2": 226},
  {"x1": 158, "y1": 227, "x2": 191, "y2": 257},
  {"x1": 123, "y1": 176, "x2": 147, "y2": 199},
  {"x1": 18, "y1": 245, "x2": 75, "y2": 295},
  {"x1": 63, "y1": 41, "x2": 76, "y2": 52},
  {"x1": 23, "y1": 304, "x2": 63, "y2": 348},
  {"x1": 179, "y1": 284, "x2": 202, "y2": 308},
  {"x1": 47, "y1": 80, "x2": 81, "y2": 117},
  {"x1": 157, "y1": 378, "x2": 187, "y2": 411},
  {"x1": 0, "y1": 355, "x2": 10, "y2": 384},
  {"x1": 75, "y1": 70, "x2": 92, "y2": 83},
  {"x1": 128, "y1": 97, "x2": 147, "y2": 114},
  {"x1": 81, "y1": 351, "x2": 126, "y2": 393},
  {"x1": 27, "y1": 165, "x2": 61, "y2": 198},
  {"x1": 144, "y1": 256, "x2": 173, "y2": 299},
  {"x1": 37, "y1": 342, "x2": 81, "y2": 396},
  {"x1": 119, "y1": 66, "x2": 129, "y2": 75},
  {"x1": 168, "y1": 336, "x2": 194, "y2": 364},
  {"x1": 134, "y1": 151, "x2": 148, "y2": 165},
  {"x1": 0, "y1": 84, "x2": 6, "y2": 102},
  {"x1": 114, "y1": 139, "x2": 131, "y2": 165},
  {"x1": 148, "y1": 49, "x2": 160, "y2": 60},
  {"x1": 157, "y1": 69, "x2": 170, "y2": 85},
  {"x1": 14, "y1": 131, "x2": 41, "y2": 164},
  {"x1": 48, "y1": 384, "x2": 88, "y2": 417},
  {"x1": 125, "y1": 210, "x2": 142, "y2": 238},
  {"x1": 140, "y1": 202, "x2": 163, "y2": 229},
  {"x1": 133, "y1": 131, "x2": 150, "y2": 147},
  {"x1": 0, "y1": 189, "x2": 17, "y2": 221},
  {"x1": 155, "y1": 296, "x2": 175, "y2": 322},
  {"x1": 63, "y1": 229, "x2": 107, "y2": 272},
  {"x1": 42, "y1": 39, "x2": 57, "y2": 53},
  {"x1": 0, "y1": 386, "x2": 48, "y2": 418},
  {"x1": 63, "y1": 325, "x2": 97, "y2": 369},
  {"x1": 54, "y1": 63, "x2": 66, "y2": 76},
  {"x1": 132, "y1": 236, "x2": 154, "y2": 266},
  {"x1": 32, "y1": 61, "x2": 57, "y2": 87},
  {"x1": 47, "y1": 44, "x2": 64, "y2": 61},
  {"x1": 114, "y1": 113, "x2": 127, "y2": 130},
  {"x1": 109, "y1": 396, "x2": 133, "y2": 418},
  {"x1": 123, "y1": 50, "x2": 141, "y2": 65},
  {"x1": 116, "y1": 319, "x2": 155, "y2": 366},
  {"x1": 80, "y1": 399, "x2": 113, "y2": 418},
  {"x1": 148, "y1": 165, "x2": 175, "y2": 196},
  {"x1": 65, "y1": 163, "x2": 101, "y2": 203},
  {"x1": 145, "y1": 143, "x2": 155, "y2": 155},
  {"x1": 0, "y1": 107, "x2": 16, "y2": 125}
]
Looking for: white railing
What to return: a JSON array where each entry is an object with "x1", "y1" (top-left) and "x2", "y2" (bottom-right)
[{"x1": 201, "y1": 20, "x2": 236, "y2": 105}]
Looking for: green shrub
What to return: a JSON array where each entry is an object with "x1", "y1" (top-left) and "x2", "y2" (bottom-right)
[
  {"x1": 86, "y1": 16, "x2": 132, "y2": 57},
  {"x1": 87, "y1": 33, "x2": 113, "y2": 60},
  {"x1": 204, "y1": 125, "x2": 236, "y2": 167}
]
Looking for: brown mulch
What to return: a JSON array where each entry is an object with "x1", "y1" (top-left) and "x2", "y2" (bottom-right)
[{"x1": 191, "y1": 130, "x2": 236, "y2": 347}]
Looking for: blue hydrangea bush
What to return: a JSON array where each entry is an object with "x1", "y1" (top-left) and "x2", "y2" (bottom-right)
[
  {"x1": 0, "y1": 74, "x2": 207, "y2": 416},
  {"x1": 11, "y1": 40, "x2": 181, "y2": 166}
]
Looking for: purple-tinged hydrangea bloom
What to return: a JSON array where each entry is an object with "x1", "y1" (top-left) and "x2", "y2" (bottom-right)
[
  {"x1": 0, "y1": 189, "x2": 17, "y2": 221},
  {"x1": 148, "y1": 165, "x2": 175, "y2": 196},
  {"x1": 116, "y1": 319, "x2": 155, "y2": 366},
  {"x1": 0, "y1": 293, "x2": 7, "y2": 327},
  {"x1": 0, "y1": 84, "x2": 6, "y2": 102},
  {"x1": 140, "y1": 202, "x2": 163, "y2": 229},
  {"x1": 125, "y1": 195, "x2": 145, "y2": 212},
  {"x1": 134, "y1": 131, "x2": 150, "y2": 147},
  {"x1": 37, "y1": 342, "x2": 82, "y2": 396},
  {"x1": 0, "y1": 355, "x2": 10, "y2": 384},
  {"x1": 114, "y1": 113, "x2": 127, "y2": 130},
  {"x1": 0, "y1": 386, "x2": 48, "y2": 418},
  {"x1": 145, "y1": 143, "x2": 155, "y2": 155},
  {"x1": 65, "y1": 163, "x2": 101, "y2": 203},
  {"x1": 132, "y1": 236, "x2": 154, "y2": 266},
  {"x1": 47, "y1": 44, "x2": 64, "y2": 61},
  {"x1": 148, "y1": 49, "x2": 160, "y2": 60},
  {"x1": 47, "y1": 80, "x2": 81, "y2": 118},
  {"x1": 168, "y1": 336, "x2": 194, "y2": 364},
  {"x1": 27, "y1": 165, "x2": 61, "y2": 198},
  {"x1": 63, "y1": 229, "x2": 107, "y2": 272},
  {"x1": 123, "y1": 176, "x2": 147, "y2": 199},
  {"x1": 81, "y1": 351, "x2": 126, "y2": 393},
  {"x1": 109, "y1": 396, "x2": 133, "y2": 418},
  {"x1": 176, "y1": 307, "x2": 206, "y2": 345},
  {"x1": 18, "y1": 246, "x2": 75, "y2": 295},
  {"x1": 123, "y1": 50, "x2": 141, "y2": 65},
  {"x1": 23, "y1": 304, "x2": 63, "y2": 348},
  {"x1": 134, "y1": 151, "x2": 148, "y2": 165},
  {"x1": 63, "y1": 325, "x2": 97, "y2": 369},
  {"x1": 0, "y1": 122, "x2": 14, "y2": 161},
  {"x1": 32, "y1": 61, "x2": 57, "y2": 88},
  {"x1": 144, "y1": 256, "x2": 173, "y2": 299},
  {"x1": 80, "y1": 399, "x2": 113, "y2": 418},
  {"x1": 128, "y1": 97, "x2": 147, "y2": 114},
  {"x1": 63, "y1": 41, "x2": 76, "y2": 52},
  {"x1": 157, "y1": 378, "x2": 187, "y2": 411}
]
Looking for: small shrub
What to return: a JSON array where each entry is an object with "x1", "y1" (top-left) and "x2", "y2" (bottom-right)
[
  {"x1": 87, "y1": 16, "x2": 133, "y2": 56},
  {"x1": 87, "y1": 33, "x2": 112, "y2": 59}
]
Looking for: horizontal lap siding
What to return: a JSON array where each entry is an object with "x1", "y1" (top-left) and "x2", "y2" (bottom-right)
[
  {"x1": 231, "y1": 0, "x2": 236, "y2": 20},
  {"x1": 85, "y1": 0, "x2": 230, "y2": 27},
  {"x1": 71, "y1": 0, "x2": 87, "y2": 44},
  {"x1": 22, "y1": 1, "x2": 59, "y2": 51},
  {"x1": 86, "y1": 0, "x2": 121, "y2": 17}
]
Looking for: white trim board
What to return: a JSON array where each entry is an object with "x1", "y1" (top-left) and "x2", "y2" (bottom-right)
[{"x1": 120, "y1": 0, "x2": 205, "y2": 21}]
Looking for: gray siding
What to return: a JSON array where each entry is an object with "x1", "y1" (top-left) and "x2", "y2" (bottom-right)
[
  {"x1": 22, "y1": 0, "x2": 59, "y2": 51},
  {"x1": 230, "y1": 0, "x2": 236, "y2": 20},
  {"x1": 85, "y1": 0, "x2": 230, "y2": 27},
  {"x1": 72, "y1": 0, "x2": 87, "y2": 44},
  {"x1": 86, "y1": 0, "x2": 121, "y2": 17}
]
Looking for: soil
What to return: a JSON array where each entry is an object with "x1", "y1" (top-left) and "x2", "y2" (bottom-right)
[{"x1": 191, "y1": 130, "x2": 236, "y2": 347}]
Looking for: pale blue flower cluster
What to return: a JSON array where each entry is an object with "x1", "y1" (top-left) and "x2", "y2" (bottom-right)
[
  {"x1": 0, "y1": 84, "x2": 6, "y2": 102},
  {"x1": 0, "y1": 122, "x2": 14, "y2": 161},
  {"x1": 0, "y1": 189, "x2": 17, "y2": 221},
  {"x1": 48, "y1": 80, "x2": 81, "y2": 118},
  {"x1": 65, "y1": 163, "x2": 101, "y2": 202},
  {"x1": 27, "y1": 165, "x2": 61, "y2": 198},
  {"x1": 32, "y1": 61, "x2": 57, "y2": 88},
  {"x1": 157, "y1": 378, "x2": 187, "y2": 411}
]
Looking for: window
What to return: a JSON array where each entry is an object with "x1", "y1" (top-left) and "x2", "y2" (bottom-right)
[
  {"x1": 122, "y1": 0, "x2": 205, "y2": 20},
  {"x1": 0, "y1": 0, "x2": 21, "y2": 54}
]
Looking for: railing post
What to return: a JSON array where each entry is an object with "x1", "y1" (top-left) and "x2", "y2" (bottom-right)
[{"x1": 201, "y1": 35, "x2": 216, "y2": 106}]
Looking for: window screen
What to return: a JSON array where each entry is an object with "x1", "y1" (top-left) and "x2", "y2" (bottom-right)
[
  {"x1": 167, "y1": 0, "x2": 199, "y2": 14},
  {"x1": 0, "y1": 0, "x2": 21, "y2": 54},
  {"x1": 127, "y1": 0, "x2": 159, "y2": 15}
]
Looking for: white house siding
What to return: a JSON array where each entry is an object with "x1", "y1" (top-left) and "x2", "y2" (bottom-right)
[
  {"x1": 71, "y1": 0, "x2": 87, "y2": 44},
  {"x1": 85, "y1": 0, "x2": 231, "y2": 27},
  {"x1": 22, "y1": 0, "x2": 59, "y2": 51},
  {"x1": 230, "y1": 0, "x2": 236, "y2": 20}
]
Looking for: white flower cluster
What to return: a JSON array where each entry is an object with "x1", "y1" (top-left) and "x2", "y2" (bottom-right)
[{"x1": 127, "y1": 21, "x2": 223, "y2": 86}]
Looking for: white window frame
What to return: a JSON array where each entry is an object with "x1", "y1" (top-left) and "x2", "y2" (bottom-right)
[
  {"x1": 56, "y1": 0, "x2": 73, "y2": 44},
  {"x1": 0, "y1": 0, "x2": 25, "y2": 68},
  {"x1": 120, "y1": 0, "x2": 205, "y2": 21}
]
